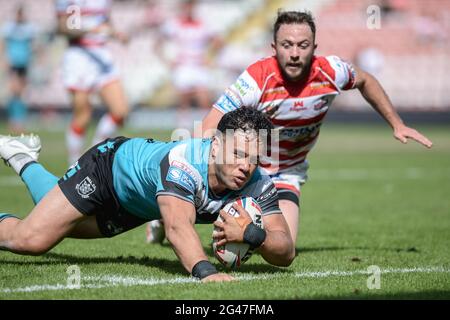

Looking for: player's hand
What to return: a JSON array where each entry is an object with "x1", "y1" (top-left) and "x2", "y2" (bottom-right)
[
  {"x1": 213, "y1": 204, "x2": 252, "y2": 246},
  {"x1": 201, "y1": 272, "x2": 236, "y2": 283},
  {"x1": 393, "y1": 124, "x2": 433, "y2": 148}
]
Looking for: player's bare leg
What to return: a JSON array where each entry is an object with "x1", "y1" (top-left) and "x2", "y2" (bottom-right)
[
  {"x1": 7, "y1": 72, "x2": 28, "y2": 134},
  {"x1": 93, "y1": 80, "x2": 129, "y2": 145},
  {"x1": 0, "y1": 186, "x2": 103, "y2": 255},
  {"x1": 279, "y1": 199, "x2": 300, "y2": 245},
  {"x1": 67, "y1": 90, "x2": 92, "y2": 164}
]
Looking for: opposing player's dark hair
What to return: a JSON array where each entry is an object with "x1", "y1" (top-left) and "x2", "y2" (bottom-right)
[
  {"x1": 273, "y1": 9, "x2": 316, "y2": 42},
  {"x1": 217, "y1": 107, "x2": 274, "y2": 136}
]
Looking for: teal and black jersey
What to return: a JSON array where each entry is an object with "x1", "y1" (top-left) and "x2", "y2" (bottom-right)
[{"x1": 112, "y1": 138, "x2": 281, "y2": 223}]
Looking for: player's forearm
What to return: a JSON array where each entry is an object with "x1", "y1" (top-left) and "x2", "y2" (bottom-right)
[
  {"x1": 258, "y1": 229, "x2": 295, "y2": 267},
  {"x1": 358, "y1": 73, "x2": 404, "y2": 130},
  {"x1": 164, "y1": 220, "x2": 210, "y2": 273}
]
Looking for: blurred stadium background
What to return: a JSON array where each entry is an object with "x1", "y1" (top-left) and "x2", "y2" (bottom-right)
[{"x1": 0, "y1": 0, "x2": 449, "y2": 131}]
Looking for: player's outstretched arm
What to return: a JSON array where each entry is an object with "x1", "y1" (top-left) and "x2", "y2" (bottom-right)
[
  {"x1": 353, "y1": 66, "x2": 433, "y2": 148},
  {"x1": 157, "y1": 195, "x2": 234, "y2": 282},
  {"x1": 214, "y1": 205, "x2": 295, "y2": 267}
]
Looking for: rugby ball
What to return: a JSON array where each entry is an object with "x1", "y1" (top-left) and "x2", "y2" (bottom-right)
[{"x1": 212, "y1": 197, "x2": 264, "y2": 269}]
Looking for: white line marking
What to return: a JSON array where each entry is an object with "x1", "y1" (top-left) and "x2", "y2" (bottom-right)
[{"x1": 1, "y1": 266, "x2": 448, "y2": 294}]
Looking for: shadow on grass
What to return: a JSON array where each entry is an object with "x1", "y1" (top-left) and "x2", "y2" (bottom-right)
[
  {"x1": 0, "y1": 252, "x2": 290, "y2": 276},
  {"x1": 295, "y1": 246, "x2": 421, "y2": 256}
]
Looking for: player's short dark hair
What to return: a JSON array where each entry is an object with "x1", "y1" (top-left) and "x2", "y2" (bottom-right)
[
  {"x1": 217, "y1": 107, "x2": 274, "y2": 140},
  {"x1": 273, "y1": 10, "x2": 316, "y2": 42}
]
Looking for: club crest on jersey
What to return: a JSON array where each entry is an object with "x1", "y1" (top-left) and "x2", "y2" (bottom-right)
[{"x1": 76, "y1": 176, "x2": 96, "y2": 199}]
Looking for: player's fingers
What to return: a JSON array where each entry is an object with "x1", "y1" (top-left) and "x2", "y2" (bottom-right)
[
  {"x1": 394, "y1": 132, "x2": 408, "y2": 144},
  {"x1": 408, "y1": 132, "x2": 433, "y2": 148},
  {"x1": 212, "y1": 230, "x2": 225, "y2": 239},
  {"x1": 202, "y1": 273, "x2": 235, "y2": 283},
  {"x1": 213, "y1": 220, "x2": 224, "y2": 229},
  {"x1": 219, "y1": 210, "x2": 228, "y2": 221},
  {"x1": 216, "y1": 239, "x2": 227, "y2": 246}
]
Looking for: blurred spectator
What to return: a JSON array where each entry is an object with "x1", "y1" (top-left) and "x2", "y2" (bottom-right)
[
  {"x1": 0, "y1": 5, "x2": 36, "y2": 134},
  {"x1": 156, "y1": 0, "x2": 221, "y2": 129},
  {"x1": 143, "y1": 0, "x2": 168, "y2": 30},
  {"x1": 56, "y1": 0, "x2": 130, "y2": 165},
  {"x1": 413, "y1": 8, "x2": 447, "y2": 47},
  {"x1": 380, "y1": 0, "x2": 408, "y2": 16}
]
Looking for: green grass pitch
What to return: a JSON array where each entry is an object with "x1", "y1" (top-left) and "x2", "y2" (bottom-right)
[{"x1": 0, "y1": 123, "x2": 449, "y2": 299}]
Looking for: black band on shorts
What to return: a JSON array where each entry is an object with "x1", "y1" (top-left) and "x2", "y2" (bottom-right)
[
  {"x1": 243, "y1": 223, "x2": 266, "y2": 249},
  {"x1": 277, "y1": 189, "x2": 300, "y2": 205},
  {"x1": 191, "y1": 260, "x2": 218, "y2": 280}
]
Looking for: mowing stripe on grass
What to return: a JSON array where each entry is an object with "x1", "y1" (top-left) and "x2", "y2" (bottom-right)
[{"x1": 1, "y1": 266, "x2": 449, "y2": 294}]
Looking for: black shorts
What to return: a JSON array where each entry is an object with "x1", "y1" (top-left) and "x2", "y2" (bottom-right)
[
  {"x1": 58, "y1": 137, "x2": 148, "y2": 237},
  {"x1": 277, "y1": 189, "x2": 300, "y2": 205},
  {"x1": 10, "y1": 66, "x2": 28, "y2": 78}
]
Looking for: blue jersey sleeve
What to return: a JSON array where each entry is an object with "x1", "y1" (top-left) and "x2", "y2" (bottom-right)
[{"x1": 155, "y1": 154, "x2": 197, "y2": 205}]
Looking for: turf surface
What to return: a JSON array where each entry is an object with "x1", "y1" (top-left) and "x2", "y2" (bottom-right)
[{"x1": 0, "y1": 123, "x2": 449, "y2": 299}]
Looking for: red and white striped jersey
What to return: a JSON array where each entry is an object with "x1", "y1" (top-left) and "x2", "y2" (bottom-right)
[
  {"x1": 56, "y1": 0, "x2": 111, "y2": 47},
  {"x1": 161, "y1": 17, "x2": 214, "y2": 66},
  {"x1": 213, "y1": 55, "x2": 356, "y2": 174}
]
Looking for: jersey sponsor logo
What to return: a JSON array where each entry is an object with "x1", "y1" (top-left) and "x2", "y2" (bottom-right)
[
  {"x1": 233, "y1": 77, "x2": 252, "y2": 97},
  {"x1": 310, "y1": 81, "x2": 332, "y2": 89},
  {"x1": 257, "y1": 186, "x2": 277, "y2": 203},
  {"x1": 215, "y1": 88, "x2": 242, "y2": 112},
  {"x1": 168, "y1": 167, "x2": 182, "y2": 179},
  {"x1": 167, "y1": 166, "x2": 196, "y2": 194},
  {"x1": 264, "y1": 87, "x2": 288, "y2": 95},
  {"x1": 313, "y1": 98, "x2": 328, "y2": 110},
  {"x1": 289, "y1": 100, "x2": 306, "y2": 112},
  {"x1": 279, "y1": 123, "x2": 322, "y2": 139},
  {"x1": 225, "y1": 88, "x2": 243, "y2": 107},
  {"x1": 171, "y1": 160, "x2": 200, "y2": 186},
  {"x1": 76, "y1": 176, "x2": 96, "y2": 199},
  {"x1": 215, "y1": 94, "x2": 238, "y2": 112}
]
